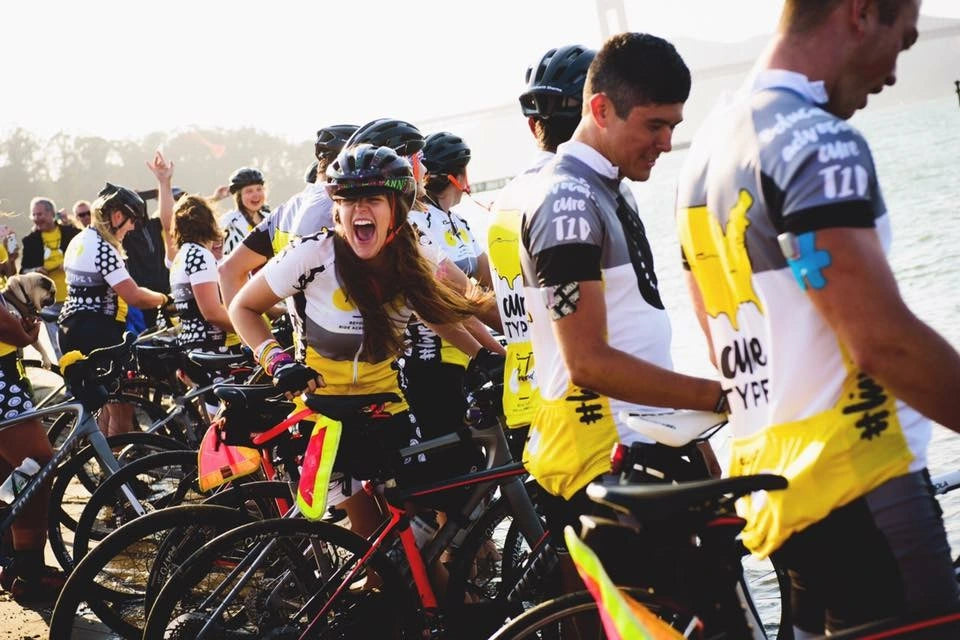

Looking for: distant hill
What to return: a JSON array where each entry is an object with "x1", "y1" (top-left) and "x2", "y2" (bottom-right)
[{"x1": 424, "y1": 15, "x2": 960, "y2": 190}]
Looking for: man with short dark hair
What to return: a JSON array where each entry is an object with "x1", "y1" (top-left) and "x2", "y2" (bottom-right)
[
  {"x1": 519, "y1": 32, "x2": 724, "y2": 538},
  {"x1": 677, "y1": 0, "x2": 959, "y2": 634},
  {"x1": 21, "y1": 197, "x2": 79, "y2": 358}
]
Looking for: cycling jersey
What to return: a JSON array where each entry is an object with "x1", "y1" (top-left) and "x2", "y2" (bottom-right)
[
  {"x1": 243, "y1": 184, "x2": 333, "y2": 259},
  {"x1": 219, "y1": 209, "x2": 256, "y2": 256},
  {"x1": 403, "y1": 204, "x2": 483, "y2": 368},
  {"x1": 169, "y1": 242, "x2": 230, "y2": 349},
  {"x1": 676, "y1": 70, "x2": 929, "y2": 557},
  {"x1": 260, "y1": 230, "x2": 440, "y2": 411},
  {"x1": 60, "y1": 227, "x2": 130, "y2": 324},
  {"x1": 486, "y1": 150, "x2": 553, "y2": 428},
  {"x1": 520, "y1": 141, "x2": 672, "y2": 499}
]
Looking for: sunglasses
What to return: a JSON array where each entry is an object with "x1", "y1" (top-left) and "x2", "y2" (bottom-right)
[{"x1": 76, "y1": 211, "x2": 91, "y2": 218}]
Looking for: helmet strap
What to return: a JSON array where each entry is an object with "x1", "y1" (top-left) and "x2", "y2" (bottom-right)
[{"x1": 383, "y1": 192, "x2": 400, "y2": 246}]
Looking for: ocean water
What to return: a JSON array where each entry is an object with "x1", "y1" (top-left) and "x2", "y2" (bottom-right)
[{"x1": 460, "y1": 95, "x2": 960, "y2": 635}]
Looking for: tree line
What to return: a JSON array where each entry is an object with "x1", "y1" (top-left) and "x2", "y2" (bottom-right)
[{"x1": 0, "y1": 127, "x2": 315, "y2": 236}]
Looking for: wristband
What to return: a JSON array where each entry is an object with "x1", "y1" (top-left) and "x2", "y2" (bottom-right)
[
  {"x1": 253, "y1": 338, "x2": 280, "y2": 364},
  {"x1": 265, "y1": 351, "x2": 294, "y2": 377}
]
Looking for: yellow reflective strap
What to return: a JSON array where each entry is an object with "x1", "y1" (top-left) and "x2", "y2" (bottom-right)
[
  {"x1": 296, "y1": 414, "x2": 343, "y2": 521},
  {"x1": 58, "y1": 350, "x2": 86, "y2": 372},
  {"x1": 564, "y1": 527, "x2": 685, "y2": 640}
]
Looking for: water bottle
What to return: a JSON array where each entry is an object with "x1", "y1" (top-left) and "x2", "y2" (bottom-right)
[{"x1": 0, "y1": 458, "x2": 41, "y2": 504}]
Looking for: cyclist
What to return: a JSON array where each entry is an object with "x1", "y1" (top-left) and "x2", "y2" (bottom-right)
[
  {"x1": 403, "y1": 131, "x2": 494, "y2": 451},
  {"x1": 489, "y1": 44, "x2": 595, "y2": 435},
  {"x1": 229, "y1": 144, "x2": 490, "y2": 532},
  {"x1": 0, "y1": 303, "x2": 63, "y2": 603},
  {"x1": 219, "y1": 124, "x2": 358, "y2": 309},
  {"x1": 219, "y1": 167, "x2": 267, "y2": 256},
  {"x1": 518, "y1": 33, "x2": 724, "y2": 556},
  {"x1": 59, "y1": 184, "x2": 168, "y2": 437},
  {"x1": 676, "y1": 0, "x2": 959, "y2": 634}
]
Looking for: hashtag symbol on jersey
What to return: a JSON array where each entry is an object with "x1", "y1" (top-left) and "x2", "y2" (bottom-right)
[
  {"x1": 855, "y1": 409, "x2": 890, "y2": 440},
  {"x1": 575, "y1": 403, "x2": 604, "y2": 424}
]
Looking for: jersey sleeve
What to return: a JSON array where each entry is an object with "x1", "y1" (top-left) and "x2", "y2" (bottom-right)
[
  {"x1": 243, "y1": 209, "x2": 277, "y2": 259},
  {"x1": 261, "y1": 235, "x2": 323, "y2": 300},
  {"x1": 521, "y1": 179, "x2": 604, "y2": 286},
  {"x1": 184, "y1": 245, "x2": 219, "y2": 286},
  {"x1": 778, "y1": 125, "x2": 880, "y2": 234},
  {"x1": 98, "y1": 240, "x2": 132, "y2": 286}
]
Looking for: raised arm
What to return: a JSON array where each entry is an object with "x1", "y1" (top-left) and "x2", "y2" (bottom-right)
[{"x1": 145, "y1": 150, "x2": 177, "y2": 262}]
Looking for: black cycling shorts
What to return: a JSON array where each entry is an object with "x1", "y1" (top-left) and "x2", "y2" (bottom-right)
[
  {"x1": 772, "y1": 469, "x2": 959, "y2": 634},
  {"x1": 59, "y1": 312, "x2": 125, "y2": 356}
]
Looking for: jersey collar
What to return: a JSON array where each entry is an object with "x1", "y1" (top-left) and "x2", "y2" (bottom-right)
[
  {"x1": 751, "y1": 69, "x2": 829, "y2": 105},
  {"x1": 556, "y1": 140, "x2": 619, "y2": 181}
]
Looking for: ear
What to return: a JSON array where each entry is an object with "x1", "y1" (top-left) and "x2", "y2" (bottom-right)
[
  {"x1": 587, "y1": 93, "x2": 611, "y2": 129},
  {"x1": 849, "y1": 0, "x2": 871, "y2": 35},
  {"x1": 527, "y1": 116, "x2": 538, "y2": 137}
]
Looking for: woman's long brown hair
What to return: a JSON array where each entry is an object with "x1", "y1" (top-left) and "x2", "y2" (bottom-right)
[{"x1": 332, "y1": 196, "x2": 489, "y2": 362}]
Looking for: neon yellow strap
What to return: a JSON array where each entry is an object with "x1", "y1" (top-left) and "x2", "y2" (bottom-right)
[
  {"x1": 296, "y1": 415, "x2": 343, "y2": 521},
  {"x1": 564, "y1": 527, "x2": 686, "y2": 640}
]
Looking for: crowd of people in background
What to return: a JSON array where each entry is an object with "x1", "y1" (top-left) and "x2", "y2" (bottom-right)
[{"x1": 2, "y1": 1, "x2": 960, "y2": 637}]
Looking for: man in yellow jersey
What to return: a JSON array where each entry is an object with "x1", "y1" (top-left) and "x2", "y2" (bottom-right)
[
  {"x1": 519, "y1": 33, "x2": 725, "y2": 559},
  {"x1": 488, "y1": 44, "x2": 595, "y2": 447},
  {"x1": 677, "y1": 0, "x2": 960, "y2": 634},
  {"x1": 20, "y1": 197, "x2": 79, "y2": 359}
]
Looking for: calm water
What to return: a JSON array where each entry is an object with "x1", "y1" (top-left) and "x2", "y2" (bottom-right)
[{"x1": 461, "y1": 95, "x2": 960, "y2": 635}]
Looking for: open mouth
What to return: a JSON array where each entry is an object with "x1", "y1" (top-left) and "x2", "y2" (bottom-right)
[{"x1": 354, "y1": 220, "x2": 376, "y2": 242}]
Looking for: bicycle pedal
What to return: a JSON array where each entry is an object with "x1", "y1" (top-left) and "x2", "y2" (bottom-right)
[{"x1": 323, "y1": 507, "x2": 347, "y2": 523}]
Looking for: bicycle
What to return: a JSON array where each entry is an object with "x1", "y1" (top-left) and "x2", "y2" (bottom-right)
[
  {"x1": 0, "y1": 335, "x2": 180, "y2": 571},
  {"x1": 141, "y1": 388, "x2": 546, "y2": 639}
]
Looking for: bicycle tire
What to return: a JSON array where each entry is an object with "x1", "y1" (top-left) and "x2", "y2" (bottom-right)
[
  {"x1": 49, "y1": 504, "x2": 256, "y2": 640},
  {"x1": 72, "y1": 449, "x2": 200, "y2": 563},
  {"x1": 144, "y1": 480, "x2": 295, "y2": 609},
  {"x1": 445, "y1": 481, "x2": 548, "y2": 638},
  {"x1": 45, "y1": 412, "x2": 77, "y2": 450},
  {"x1": 47, "y1": 431, "x2": 186, "y2": 572},
  {"x1": 488, "y1": 587, "x2": 701, "y2": 640},
  {"x1": 142, "y1": 517, "x2": 418, "y2": 640}
]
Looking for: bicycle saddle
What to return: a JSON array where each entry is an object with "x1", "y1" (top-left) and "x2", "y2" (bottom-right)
[
  {"x1": 188, "y1": 351, "x2": 251, "y2": 371},
  {"x1": 620, "y1": 410, "x2": 727, "y2": 447},
  {"x1": 303, "y1": 392, "x2": 402, "y2": 422},
  {"x1": 214, "y1": 384, "x2": 279, "y2": 408},
  {"x1": 587, "y1": 474, "x2": 787, "y2": 523}
]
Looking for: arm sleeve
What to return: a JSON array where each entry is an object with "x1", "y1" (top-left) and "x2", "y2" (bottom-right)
[
  {"x1": 521, "y1": 181, "x2": 605, "y2": 287},
  {"x1": 100, "y1": 242, "x2": 133, "y2": 286},
  {"x1": 260, "y1": 236, "x2": 318, "y2": 300},
  {"x1": 779, "y1": 127, "x2": 880, "y2": 234},
  {"x1": 185, "y1": 246, "x2": 219, "y2": 285}
]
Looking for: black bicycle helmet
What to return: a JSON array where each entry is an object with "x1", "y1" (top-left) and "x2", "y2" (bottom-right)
[
  {"x1": 93, "y1": 183, "x2": 148, "y2": 225},
  {"x1": 345, "y1": 118, "x2": 425, "y2": 158},
  {"x1": 228, "y1": 167, "x2": 265, "y2": 194},
  {"x1": 315, "y1": 124, "x2": 359, "y2": 161},
  {"x1": 422, "y1": 132, "x2": 471, "y2": 176},
  {"x1": 520, "y1": 44, "x2": 596, "y2": 119},
  {"x1": 325, "y1": 144, "x2": 416, "y2": 210},
  {"x1": 304, "y1": 161, "x2": 319, "y2": 184}
]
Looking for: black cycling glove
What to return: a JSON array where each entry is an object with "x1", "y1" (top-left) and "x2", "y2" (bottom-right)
[
  {"x1": 273, "y1": 361, "x2": 321, "y2": 396},
  {"x1": 464, "y1": 348, "x2": 506, "y2": 393}
]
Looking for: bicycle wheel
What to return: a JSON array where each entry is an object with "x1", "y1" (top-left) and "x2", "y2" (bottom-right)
[
  {"x1": 48, "y1": 431, "x2": 186, "y2": 572},
  {"x1": 446, "y1": 482, "x2": 549, "y2": 638},
  {"x1": 488, "y1": 587, "x2": 701, "y2": 640},
  {"x1": 49, "y1": 505, "x2": 256, "y2": 640},
  {"x1": 143, "y1": 518, "x2": 417, "y2": 640},
  {"x1": 46, "y1": 411, "x2": 78, "y2": 450},
  {"x1": 72, "y1": 449, "x2": 201, "y2": 563}
]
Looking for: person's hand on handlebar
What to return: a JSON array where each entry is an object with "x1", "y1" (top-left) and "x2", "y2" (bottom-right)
[{"x1": 260, "y1": 344, "x2": 324, "y2": 399}]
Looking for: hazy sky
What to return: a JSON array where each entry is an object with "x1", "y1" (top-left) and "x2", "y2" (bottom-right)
[{"x1": 4, "y1": 0, "x2": 958, "y2": 142}]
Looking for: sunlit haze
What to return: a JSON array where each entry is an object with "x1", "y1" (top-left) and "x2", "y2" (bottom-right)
[{"x1": 5, "y1": 0, "x2": 958, "y2": 142}]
